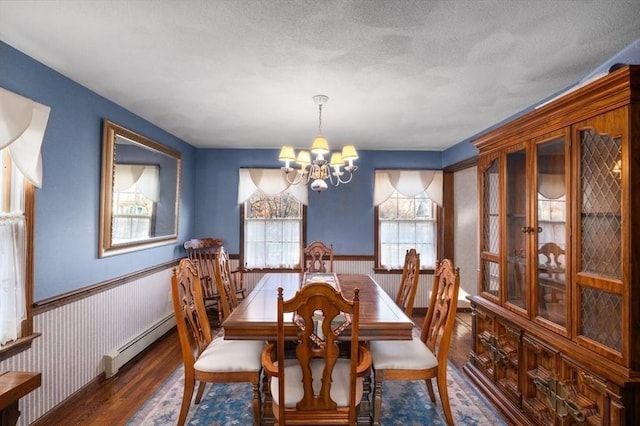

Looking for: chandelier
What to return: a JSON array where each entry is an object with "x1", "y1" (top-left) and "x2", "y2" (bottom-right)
[{"x1": 279, "y1": 95, "x2": 358, "y2": 192}]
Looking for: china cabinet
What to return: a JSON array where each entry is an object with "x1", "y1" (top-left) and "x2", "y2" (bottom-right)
[{"x1": 464, "y1": 65, "x2": 640, "y2": 425}]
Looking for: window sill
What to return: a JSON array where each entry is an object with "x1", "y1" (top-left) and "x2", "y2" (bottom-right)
[
  {"x1": 245, "y1": 267, "x2": 303, "y2": 273},
  {"x1": 0, "y1": 333, "x2": 41, "y2": 362},
  {"x1": 373, "y1": 267, "x2": 434, "y2": 275}
]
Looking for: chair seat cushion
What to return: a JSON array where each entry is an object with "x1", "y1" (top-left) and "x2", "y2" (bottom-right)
[
  {"x1": 370, "y1": 336, "x2": 438, "y2": 370},
  {"x1": 270, "y1": 358, "x2": 364, "y2": 408},
  {"x1": 194, "y1": 335, "x2": 263, "y2": 372}
]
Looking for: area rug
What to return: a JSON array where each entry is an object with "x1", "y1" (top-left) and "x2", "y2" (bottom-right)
[{"x1": 128, "y1": 362, "x2": 505, "y2": 425}]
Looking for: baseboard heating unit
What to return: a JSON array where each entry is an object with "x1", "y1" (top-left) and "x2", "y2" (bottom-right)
[{"x1": 103, "y1": 314, "x2": 176, "y2": 378}]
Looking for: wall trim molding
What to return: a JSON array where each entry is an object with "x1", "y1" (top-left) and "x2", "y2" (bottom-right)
[{"x1": 33, "y1": 259, "x2": 179, "y2": 314}]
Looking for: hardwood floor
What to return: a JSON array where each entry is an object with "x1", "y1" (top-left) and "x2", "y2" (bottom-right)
[{"x1": 33, "y1": 312, "x2": 474, "y2": 425}]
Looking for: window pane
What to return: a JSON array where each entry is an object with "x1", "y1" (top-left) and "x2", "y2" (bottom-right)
[
  {"x1": 378, "y1": 188, "x2": 437, "y2": 269},
  {"x1": 244, "y1": 190, "x2": 302, "y2": 268}
]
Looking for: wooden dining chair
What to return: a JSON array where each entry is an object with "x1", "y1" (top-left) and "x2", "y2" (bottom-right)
[
  {"x1": 183, "y1": 237, "x2": 224, "y2": 322},
  {"x1": 370, "y1": 258, "x2": 460, "y2": 426},
  {"x1": 394, "y1": 248, "x2": 421, "y2": 317},
  {"x1": 217, "y1": 245, "x2": 248, "y2": 302},
  {"x1": 171, "y1": 258, "x2": 263, "y2": 426},
  {"x1": 261, "y1": 282, "x2": 372, "y2": 425},
  {"x1": 303, "y1": 240, "x2": 334, "y2": 272},
  {"x1": 213, "y1": 246, "x2": 241, "y2": 321}
]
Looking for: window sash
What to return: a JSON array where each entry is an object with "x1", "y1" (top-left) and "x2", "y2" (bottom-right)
[
  {"x1": 0, "y1": 149, "x2": 27, "y2": 346},
  {"x1": 243, "y1": 192, "x2": 303, "y2": 268},
  {"x1": 376, "y1": 186, "x2": 438, "y2": 269}
]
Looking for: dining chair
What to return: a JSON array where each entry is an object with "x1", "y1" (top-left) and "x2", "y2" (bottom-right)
[
  {"x1": 394, "y1": 248, "x2": 421, "y2": 317},
  {"x1": 261, "y1": 282, "x2": 372, "y2": 425},
  {"x1": 537, "y1": 242, "x2": 566, "y2": 321},
  {"x1": 183, "y1": 237, "x2": 224, "y2": 322},
  {"x1": 217, "y1": 245, "x2": 248, "y2": 302},
  {"x1": 370, "y1": 258, "x2": 460, "y2": 426},
  {"x1": 213, "y1": 246, "x2": 241, "y2": 321},
  {"x1": 303, "y1": 240, "x2": 334, "y2": 272},
  {"x1": 171, "y1": 258, "x2": 263, "y2": 426}
]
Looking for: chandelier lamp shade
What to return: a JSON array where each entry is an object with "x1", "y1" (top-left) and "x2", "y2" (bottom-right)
[{"x1": 279, "y1": 95, "x2": 358, "y2": 192}]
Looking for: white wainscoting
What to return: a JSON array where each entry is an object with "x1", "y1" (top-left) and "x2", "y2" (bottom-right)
[{"x1": 0, "y1": 268, "x2": 173, "y2": 425}]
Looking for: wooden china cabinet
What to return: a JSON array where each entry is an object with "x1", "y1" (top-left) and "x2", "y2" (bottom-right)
[{"x1": 464, "y1": 65, "x2": 640, "y2": 425}]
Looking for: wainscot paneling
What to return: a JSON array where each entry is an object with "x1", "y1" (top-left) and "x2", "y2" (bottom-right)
[{"x1": 0, "y1": 267, "x2": 173, "y2": 425}]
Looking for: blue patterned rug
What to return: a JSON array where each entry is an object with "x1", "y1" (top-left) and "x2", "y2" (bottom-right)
[{"x1": 128, "y1": 362, "x2": 505, "y2": 425}]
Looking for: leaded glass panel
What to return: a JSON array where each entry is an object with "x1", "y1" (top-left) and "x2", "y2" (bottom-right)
[
  {"x1": 580, "y1": 287, "x2": 622, "y2": 352},
  {"x1": 580, "y1": 129, "x2": 622, "y2": 279},
  {"x1": 483, "y1": 159, "x2": 499, "y2": 254},
  {"x1": 482, "y1": 260, "x2": 499, "y2": 297}
]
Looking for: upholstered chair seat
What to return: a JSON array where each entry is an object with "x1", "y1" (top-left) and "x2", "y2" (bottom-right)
[
  {"x1": 369, "y1": 336, "x2": 437, "y2": 371},
  {"x1": 194, "y1": 335, "x2": 264, "y2": 373},
  {"x1": 270, "y1": 358, "x2": 364, "y2": 408}
]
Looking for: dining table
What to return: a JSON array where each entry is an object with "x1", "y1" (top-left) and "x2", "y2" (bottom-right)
[
  {"x1": 221, "y1": 272, "x2": 415, "y2": 425},
  {"x1": 222, "y1": 272, "x2": 415, "y2": 342}
]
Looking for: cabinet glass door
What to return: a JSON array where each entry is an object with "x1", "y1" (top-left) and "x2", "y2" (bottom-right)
[
  {"x1": 535, "y1": 137, "x2": 567, "y2": 326},
  {"x1": 506, "y1": 147, "x2": 527, "y2": 310},
  {"x1": 480, "y1": 158, "x2": 500, "y2": 298}
]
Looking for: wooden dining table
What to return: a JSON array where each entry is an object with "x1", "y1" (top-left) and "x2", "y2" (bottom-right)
[
  {"x1": 222, "y1": 272, "x2": 415, "y2": 341},
  {"x1": 222, "y1": 272, "x2": 414, "y2": 425}
]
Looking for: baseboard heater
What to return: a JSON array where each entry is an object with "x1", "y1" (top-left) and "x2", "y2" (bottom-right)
[{"x1": 103, "y1": 314, "x2": 176, "y2": 378}]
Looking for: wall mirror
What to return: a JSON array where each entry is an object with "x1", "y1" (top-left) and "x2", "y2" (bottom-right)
[{"x1": 99, "y1": 120, "x2": 181, "y2": 257}]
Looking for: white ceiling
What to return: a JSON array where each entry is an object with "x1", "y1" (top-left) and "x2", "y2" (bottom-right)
[{"x1": 1, "y1": 1, "x2": 639, "y2": 151}]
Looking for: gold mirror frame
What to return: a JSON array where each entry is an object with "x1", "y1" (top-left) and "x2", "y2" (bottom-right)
[{"x1": 99, "y1": 120, "x2": 182, "y2": 257}]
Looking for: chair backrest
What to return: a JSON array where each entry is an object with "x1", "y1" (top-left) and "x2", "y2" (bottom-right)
[
  {"x1": 538, "y1": 242, "x2": 565, "y2": 272},
  {"x1": 171, "y1": 258, "x2": 213, "y2": 370},
  {"x1": 213, "y1": 246, "x2": 239, "y2": 320},
  {"x1": 303, "y1": 241, "x2": 334, "y2": 272},
  {"x1": 275, "y1": 282, "x2": 361, "y2": 424},
  {"x1": 395, "y1": 248, "x2": 420, "y2": 317},
  {"x1": 419, "y1": 259, "x2": 460, "y2": 365},
  {"x1": 183, "y1": 238, "x2": 223, "y2": 298}
]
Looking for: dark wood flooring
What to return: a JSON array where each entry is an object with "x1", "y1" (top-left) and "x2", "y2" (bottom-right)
[{"x1": 33, "y1": 312, "x2": 474, "y2": 425}]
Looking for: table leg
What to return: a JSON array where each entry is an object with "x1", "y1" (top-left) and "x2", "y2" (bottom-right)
[
  {"x1": 357, "y1": 368, "x2": 373, "y2": 425},
  {"x1": 261, "y1": 368, "x2": 274, "y2": 425}
]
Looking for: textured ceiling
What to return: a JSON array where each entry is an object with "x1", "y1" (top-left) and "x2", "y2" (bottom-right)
[{"x1": 1, "y1": 1, "x2": 639, "y2": 151}]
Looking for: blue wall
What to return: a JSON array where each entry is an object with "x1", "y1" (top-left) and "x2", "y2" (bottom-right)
[
  {"x1": 1, "y1": 41, "x2": 197, "y2": 301},
  {"x1": 2, "y1": 40, "x2": 475, "y2": 301},
  {"x1": 194, "y1": 149, "x2": 443, "y2": 255}
]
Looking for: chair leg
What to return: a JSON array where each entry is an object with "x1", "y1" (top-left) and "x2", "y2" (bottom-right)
[
  {"x1": 425, "y1": 377, "x2": 436, "y2": 402},
  {"x1": 178, "y1": 372, "x2": 195, "y2": 426},
  {"x1": 372, "y1": 370, "x2": 383, "y2": 426},
  {"x1": 251, "y1": 379, "x2": 261, "y2": 426},
  {"x1": 195, "y1": 381, "x2": 207, "y2": 404},
  {"x1": 437, "y1": 368, "x2": 454, "y2": 426}
]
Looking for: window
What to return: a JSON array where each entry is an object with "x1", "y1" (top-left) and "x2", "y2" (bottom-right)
[
  {"x1": 377, "y1": 190, "x2": 437, "y2": 268},
  {"x1": 0, "y1": 149, "x2": 34, "y2": 350},
  {"x1": 374, "y1": 170, "x2": 443, "y2": 270},
  {"x1": 0, "y1": 87, "x2": 49, "y2": 355},
  {"x1": 111, "y1": 163, "x2": 160, "y2": 243},
  {"x1": 243, "y1": 190, "x2": 303, "y2": 268},
  {"x1": 537, "y1": 193, "x2": 566, "y2": 249}
]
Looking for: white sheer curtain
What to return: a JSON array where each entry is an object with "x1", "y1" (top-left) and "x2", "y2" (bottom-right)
[
  {"x1": 374, "y1": 170, "x2": 442, "y2": 268},
  {"x1": 0, "y1": 87, "x2": 50, "y2": 345},
  {"x1": 238, "y1": 169, "x2": 305, "y2": 268}
]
